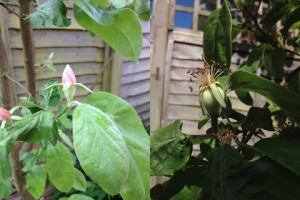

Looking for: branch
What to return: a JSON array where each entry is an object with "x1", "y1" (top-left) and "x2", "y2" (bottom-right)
[
  {"x1": 0, "y1": 2, "x2": 24, "y2": 20},
  {"x1": 285, "y1": 48, "x2": 300, "y2": 56},
  {"x1": 4, "y1": 74, "x2": 32, "y2": 97},
  {"x1": 10, "y1": 143, "x2": 34, "y2": 200}
]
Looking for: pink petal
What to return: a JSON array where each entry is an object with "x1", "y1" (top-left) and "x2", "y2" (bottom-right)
[
  {"x1": 62, "y1": 64, "x2": 76, "y2": 85},
  {"x1": 0, "y1": 108, "x2": 11, "y2": 121}
]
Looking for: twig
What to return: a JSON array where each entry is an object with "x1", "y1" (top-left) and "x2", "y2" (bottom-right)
[
  {"x1": 4, "y1": 74, "x2": 32, "y2": 97},
  {"x1": 0, "y1": 2, "x2": 24, "y2": 20},
  {"x1": 285, "y1": 48, "x2": 300, "y2": 56},
  {"x1": 243, "y1": 7, "x2": 270, "y2": 40}
]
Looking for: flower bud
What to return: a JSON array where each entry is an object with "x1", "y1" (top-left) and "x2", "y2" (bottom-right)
[
  {"x1": 62, "y1": 64, "x2": 76, "y2": 85},
  {"x1": 199, "y1": 84, "x2": 225, "y2": 117},
  {"x1": 0, "y1": 108, "x2": 11, "y2": 121}
]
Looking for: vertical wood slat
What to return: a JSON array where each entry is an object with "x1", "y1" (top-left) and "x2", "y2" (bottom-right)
[
  {"x1": 168, "y1": 0, "x2": 176, "y2": 30},
  {"x1": 150, "y1": 0, "x2": 171, "y2": 131},
  {"x1": 162, "y1": 34, "x2": 174, "y2": 127},
  {"x1": 110, "y1": 52, "x2": 122, "y2": 95},
  {"x1": 192, "y1": 0, "x2": 199, "y2": 32}
]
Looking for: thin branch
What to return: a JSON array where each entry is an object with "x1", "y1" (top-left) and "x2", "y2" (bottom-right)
[
  {"x1": 0, "y1": 2, "x2": 24, "y2": 20},
  {"x1": 285, "y1": 48, "x2": 300, "y2": 56},
  {"x1": 243, "y1": 7, "x2": 270, "y2": 40},
  {"x1": 4, "y1": 74, "x2": 32, "y2": 97}
]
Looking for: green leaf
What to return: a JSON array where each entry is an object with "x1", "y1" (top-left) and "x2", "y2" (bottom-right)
[
  {"x1": 239, "y1": 44, "x2": 266, "y2": 73},
  {"x1": 170, "y1": 186, "x2": 202, "y2": 200},
  {"x1": 235, "y1": 90, "x2": 253, "y2": 106},
  {"x1": 201, "y1": 145, "x2": 242, "y2": 199},
  {"x1": 282, "y1": 6, "x2": 300, "y2": 34},
  {"x1": 73, "y1": 168, "x2": 87, "y2": 192},
  {"x1": 58, "y1": 130, "x2": 73, "y2": 148},
  {"x1": 242, "y1": 107, "x2": 274, "y2": 131},
  {"x1": 46, "y1": 142, "x2": 75, "y2": 193},
  {"x1": 58, "y1": 114, "x2": 72, "y2": 130},
  {"x1": 224, "y1": 157, "x2": 300, "y2": 200},
  {"x1": 263, "y1": 46, "x2": 285, "y2": 77},
  {"x1": 110, "y1": 0, "x2": 125, "y2": 8},
  {"x1": 29, "y1": 0, "x2": 71, "y2": 28},
  {"x1": 73, "y1": 0, "x2": 142, "y2": 61},
  {"x1": 90, "y1": 0, "x2": 111, "y2": 7},
  {"x1": 200, "y1": 143, "x2": 212, "y2": 158},
  {"x1": 73, "y1": 104, "x2": 129, "y2": 194},
  {"x1": 151, "y1": 120, "x2": 192, "y2": 176},
  {"x1": 39, "y1": 80, "x2": 62, "y2": 108},
  {"x1": 73, "y1": 92, "x2": 149, "y2": 199},
  {"x1": 0, "y1": 111, "x2": 54, "y2": 178},
  {"x1": 254, "y1": 138, "x2": 300, "y2": 176},
  {"x1": 48, "y1": 122, "x2": 59, "y2": 146},
  {"x1": 288, "y1": 70, "x2": 300, "y2": 94},
  {"x1": 210, "y1": 83, "x2": 226, "y2": 108},
  {"x1": 261, "y1": 0, "x2": 289, "y2": 29},
  {"x1": 26, "y1": 165, "x2": 47, "y2": 199},
  {"x1": 198, "y1": 116, "x2": 210, "y2": 130},
  {"x1": 134, "y1": 0, "x2": 150, "y2": 21},
  {"x1": 21, "y1": 150, "x2": 39, "y2": 172},
  {"x1": 151, "y1": 165, "x2": 207, "y2": 200},
  {"x1": 17, "y1": 111, "x2": 54, "y2": 143},
  {"x1": 0, "y1": 145, "x2": 10, "y2": 180},
  {"x1": 0, "y1": 179, "x2": 11, "y2": 198},
  {"x1": 228, "y1": 70, "x2": 300, "y2": 124},
  {"x1": 67, "y1": 194, "x2": 94, "y2": 200},
  {"x1": 203, "y1": 0, "x2": 232, "y2": 67}
]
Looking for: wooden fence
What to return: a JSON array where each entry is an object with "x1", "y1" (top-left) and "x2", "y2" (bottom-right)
[{"x1": 0, "y1": 2, "x2": 150, "y2": 125}]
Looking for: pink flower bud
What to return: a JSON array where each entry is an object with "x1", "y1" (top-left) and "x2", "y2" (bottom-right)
[
  {"x1": 0, "y1": 108, "x2": 11, "y2": 121},
  {"x1": 62, "y1": 64, "x2": 76, "y2": 85}
]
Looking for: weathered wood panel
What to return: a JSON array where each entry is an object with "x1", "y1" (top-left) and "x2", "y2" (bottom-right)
[
  {"x1": 4, "y1": 2, "x2": 105, "y2": 101},
  {"x1": 10, "y1": 29, "x2": 105, "y2": 49}
]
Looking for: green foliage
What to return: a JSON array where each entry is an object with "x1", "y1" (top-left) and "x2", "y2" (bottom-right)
[
  {"x1": 26, "y1": 165, "x2": 47, "y2": 199},
  {"x1": 73, "y1": 0, "x2": 142, "y2": 61},
  {"x1": 73, "y1": 168, "x2": 87, "y2": 192},
  {"x1": 254, "y1": 138, "x2": 300, "y2": 176},
  {"x1": 29, "y1": 0, "x2": 71, "y2": 28},
  {"x1": 0, "y1": 179, "x2": 11, "y2": 198},
  {"x1": 263, "y1": 46, "x2": 285, "y2": 77},
  {"x1": 242, "y1": 107, "x2": 274, "y2": 132},
  {"x1": 73, "y1": 92, "x2": 149, "y2": 200},
  {"x1": 39, "y1": 80, "x2": 62, "y2": 108},
  {"x1": 150, "y1": 120, "x2": 192, "y2": 176},
  {"x1": 46, "y1": 142, "x2": 75, "y2": 193},
  {"x1": 73, "y1": 103, "x2": 130, "y2": 194},
  {"x1": 203, "y1": 0, "x2": 232, "y2": 67},
  {"x1": 152, "y1": 1, "x2": 300, "y2": 199},
  {"x1": 229, "y1": 70, "x2": 300, "y2": 124}
]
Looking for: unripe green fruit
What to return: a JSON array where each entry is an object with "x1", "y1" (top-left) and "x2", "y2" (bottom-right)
[{"x1": 199, "y1": 85, "x2": 225, "y2": 117}]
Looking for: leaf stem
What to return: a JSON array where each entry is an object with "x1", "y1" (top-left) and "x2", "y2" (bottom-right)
[
  {"x1": 0, "y1": 2, "x2": 25, "y2": 20},
  {"x1": 4, "y1": 74, "x2": 32, "y2": 97},
  {"x1": 55, "y1": 106, "x2": 69, "y2": 119}
]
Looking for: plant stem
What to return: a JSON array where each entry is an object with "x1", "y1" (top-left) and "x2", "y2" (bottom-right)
[
  {"x1": 0, "y1": 2, "x2": 24, "y2": 19},
  {"x1": 55, "y1": 106, "x2": 69, "y2": 119},
  {"x1": 10, "y1": 143, "x2": 34, "y2": 200},
  {"x1": 211, "y1": 116, "x2": 219, "y2": 134},
  {"x1": 20, "y1": 0, "x2": 36, "y2": 97},
  {"x1": 5, "y1": 74, "x2": 32, "y2": 97}
]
